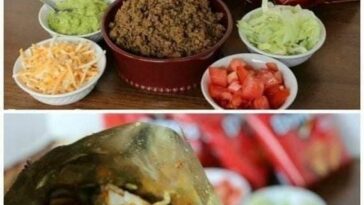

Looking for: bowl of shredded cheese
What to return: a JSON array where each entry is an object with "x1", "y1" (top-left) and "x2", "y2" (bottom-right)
[{"x1": 13, "y1": 37, "x2": 106, "y2": 106}]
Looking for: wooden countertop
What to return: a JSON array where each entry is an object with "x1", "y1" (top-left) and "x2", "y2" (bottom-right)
[
  {"x1": 313, "y1": 160, "x2": 360, "y2": 205},
  {"x1": 4, "y1": 0, "x2": 360, "y2": 109}
]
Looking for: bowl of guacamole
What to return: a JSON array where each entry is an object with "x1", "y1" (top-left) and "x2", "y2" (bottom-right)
[{"x1": 39, "y1": 0, "x2": 110, "y2": 41}]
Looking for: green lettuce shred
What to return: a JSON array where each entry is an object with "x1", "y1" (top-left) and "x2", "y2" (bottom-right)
[{"x1": 238, "y1": 0, "x2": 321, "y2": 55}]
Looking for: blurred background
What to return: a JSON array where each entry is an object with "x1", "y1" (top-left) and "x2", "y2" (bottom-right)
[{"x1": 4, "y1": 113, "x2": 360, "y2": 205}]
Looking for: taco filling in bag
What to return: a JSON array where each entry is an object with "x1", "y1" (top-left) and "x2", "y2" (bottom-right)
[{"x1": 5, "y1": 123, "x2": 221, "y2": 205}]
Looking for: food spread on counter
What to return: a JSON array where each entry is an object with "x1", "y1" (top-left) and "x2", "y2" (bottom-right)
[
  {"x1": 14, "y1": 40, "x2": 100, "y2": 95},
  {"x1": 11, "y1": 0, "x2": 327, "y2": 108},
  {"x1": 109, "y1": 0, "x2": 226, "y2": 58},
  {"x1": 208, "y1": 59, "x2": 289, "y2": 109},
  {"x1": 48, "y1": 0, "x2": 108, "y2": 35},
  {"x1": 238, "y1": 0, "x2": 321, "y2": 55}
]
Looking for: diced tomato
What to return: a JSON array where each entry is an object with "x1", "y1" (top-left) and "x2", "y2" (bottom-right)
[
  {"x1": 214, "y1": 180, "x2": 242, "y2": 205},
  {"x1": 245, "y1": 64, "x2": 255, "y2": 71},
  {"x1": 236, "y1": 66, "x2": 249, "y2": 85},
  {"x1": 229, "y1": 94, "x2": 243, "y2": 109},
  {"x1": 265, "y1": 85, "x2": 290, "y2": 109},
  {"x1": 229, "y1": 58, "x2": 247, "y2": 71},
  {"x1": 266, "y1": 62, "x2": 278, "y2": 72},
  {"x1": 221, "y1": 92, "x2": 233, "y2": 101},
  {"x1": 257, "y1": 70, "x2": 281, "y2": 88},
  {"x1": 227, "y1": 72, "x2": 239, "y2": 84},
  {"x1": 239, "y1": 99, "x2": 252, "y2": 109},
  {"x1": 240, "y1": 74, "x2": 264, "y2": 100},
  {"x1": 253, "y1": 96, "x2": 270, "y2": 109},
  {"x1": 274, "y1": 71, "x2": 283, "y2": 85},
  {"x1": 228, "y1": 81, "x2": 241, "y2": 92},
  {"x1": 209, "y1": 84, "x2": 227, "y2": 99},
  {"x1": 209, "y1": 68, "x2": 228, "y2": 87}
]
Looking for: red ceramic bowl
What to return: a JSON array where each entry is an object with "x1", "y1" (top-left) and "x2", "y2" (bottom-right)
[{"x1": 102, "y1": 0, "x2": 233, "y2": 93}]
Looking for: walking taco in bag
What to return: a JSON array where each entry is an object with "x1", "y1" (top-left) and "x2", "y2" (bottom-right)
[{"x1": 5, "y1": 123, "x2": 221, "y2": 205}]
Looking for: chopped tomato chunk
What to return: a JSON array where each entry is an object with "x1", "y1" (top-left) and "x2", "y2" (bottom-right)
[
  {"x1": 227, "y1": 71, "x2": 239, "y2": 84},
  {"x1": 265, "y1": 85, "x2": 290, "y2": 109},
  {"x1": 266, "y1": 62, "x2": 278, "y2": 72},
  {"x1": 257, "y1": 70, "x2": 281, "y2": 88},
  {"x1": 236, "y1": 66, "x2": 249, "y2": 85},
  {"x1": 240, "y1": 74, "x2": 264, "y2": 100},
  {"x1": 209, "y1": 68, "x2": 228, "y2": 87},
  {"x1": 228, "y1": 81, "x2": 242, "y2": 92},
  {"x1": 253, "y1": 95, "x2": 270, "y2": 109},
  {"x1": 229, "y1": 58, "x2": 247, "y2": 71}
]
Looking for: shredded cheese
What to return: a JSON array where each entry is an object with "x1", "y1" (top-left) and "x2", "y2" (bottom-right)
[{"x1": 15, "y1": 40, "x2": 100, "y2": 95}]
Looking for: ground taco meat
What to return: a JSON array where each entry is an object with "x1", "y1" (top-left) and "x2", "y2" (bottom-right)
[{"x1": 109, "y1": 0, "x2": 226, "y2": 58}]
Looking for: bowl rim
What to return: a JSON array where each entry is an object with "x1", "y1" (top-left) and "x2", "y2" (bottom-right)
[
  {"x1": 205, "y1": 167, "x2": 252, "y2": 192},
  {"x1": 38, "y1": 4, "x2": 102, "y2": 38},
  {"x1": 205, "y1": 167, "x2": 252, "y2": 203},
  {"x1": 101, "y1": 0, "x2": 233, "y2": 63},
  {"x1": 238, "y1": 5, "x2": 327, "y2": 59},
  {"x1": 13, "y1": 36, "x2": 107, "y2": 98},
  {"x1": 244, "y1": 185, "x2": 327, "y2": 205},
  {"x1": 201, "y1": 53, "x2": 298, "y2": 110}
]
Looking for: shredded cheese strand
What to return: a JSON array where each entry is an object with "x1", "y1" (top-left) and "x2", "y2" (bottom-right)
[{"x1": 15, "y1": 41, "x2": 100, "y2": 95}]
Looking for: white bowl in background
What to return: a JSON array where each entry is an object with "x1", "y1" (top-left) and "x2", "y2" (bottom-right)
[
  {"x1": 201, "y1": 53, "x2": 298, "y2": 110},
  {"x1": 13, "y1": 37, "x2": 106, "y2": 106},
  {"x1": 205, "y1": 168, "x2": 252, "y2": 205},
  {"x1": 244, "y1": 186, "x2": 326, "y2": 205},
  {"x1": 38, "y1": 1, "x2": 113, "y2": 42},
  {"x1": 238, "y1": 6, "x2": 326, "y2": 67}
]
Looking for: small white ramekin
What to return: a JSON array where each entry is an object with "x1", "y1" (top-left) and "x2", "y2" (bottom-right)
[
  {"x1": 238, "y1": 6, "x2": 326, "y2": 67},
  {"x1": 13, "y1": 37, "x2": 106, "y2": 106},
  {"x1": 201, "y1": 53, "x2": 298, "y2": 110},
  {"x1": 205, "y1": 168, "x2": 252, "y2": 205},
  {"x1": 38, "y1": 2, "x2": 112, "y2": 42}
]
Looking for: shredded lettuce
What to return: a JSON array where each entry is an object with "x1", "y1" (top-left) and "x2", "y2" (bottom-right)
[{"x1": 238, "y1": 0, "x2": 321, "y2": 55}]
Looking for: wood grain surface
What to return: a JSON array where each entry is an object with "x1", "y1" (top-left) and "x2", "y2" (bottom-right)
[{"x1": 4, "y1": 0, "x2": 360, "y2": 109}]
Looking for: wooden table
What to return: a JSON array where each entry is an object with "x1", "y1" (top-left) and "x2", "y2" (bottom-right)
[
  {"x1": 4, "y1": 0, "x2": 360, "y2": 109},
  {"x1": 313, "y1": 160, "x2": 360, "y2": 205}
]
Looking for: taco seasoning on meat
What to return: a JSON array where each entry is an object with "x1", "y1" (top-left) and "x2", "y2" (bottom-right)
[{"x1": 109, "y1": 0, "x2": 226, "y2": 58}]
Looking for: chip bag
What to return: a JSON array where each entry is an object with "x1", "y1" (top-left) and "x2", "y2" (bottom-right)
[{"x1": 247, "y1": 114, "x2": 351, "y2": 187}]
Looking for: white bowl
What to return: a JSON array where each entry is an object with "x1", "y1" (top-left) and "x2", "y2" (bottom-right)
[
  {"x1": 201, "y1": 53, "x2": 298, "y2": 110},
  {"x1": 38, "y1": 2, "x2": 112, "y2": 42},
  {"x1": 238, "y1": 6, "x2": 326, "y2": 67},
  {"x1": 244, "y1": 186, "x2": 326, "y2": 205},
  {"x1": 13, "y1": 37, "x2": 106, "y2": 106},
  {"x1": 205, "y1": 168, "x2": 252, "y2": 205}
]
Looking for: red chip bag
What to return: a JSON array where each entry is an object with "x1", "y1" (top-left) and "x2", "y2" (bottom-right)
[
  {"x1": 247, "y1": 114, "x2": 351, "y2": 187},
  {"x1": 173, "y1": 114, "x2": 270, "y2": 188}
]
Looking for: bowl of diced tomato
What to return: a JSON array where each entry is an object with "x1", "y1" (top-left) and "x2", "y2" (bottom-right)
[
  {"x1": 201, "y1": 53, "x2": 298, "y2": 109},
  {"x1": 205, "y1": 168, "x2": 251, "y2": 205}
]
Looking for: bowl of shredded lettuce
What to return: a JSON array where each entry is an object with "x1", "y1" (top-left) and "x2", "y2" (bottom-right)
[
  {"x1": 244, "y1": 186, "x2": 326, "y2": 205},
  {"x1": 237, "y1": 0, "x2": 326, "y2": 67}
]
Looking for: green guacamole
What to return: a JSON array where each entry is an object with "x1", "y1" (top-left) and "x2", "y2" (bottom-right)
[{"x1": 48, "y1": 0, "x2": 108, "y2": 35}]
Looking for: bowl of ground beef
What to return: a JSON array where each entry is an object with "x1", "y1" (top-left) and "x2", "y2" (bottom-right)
[{"x1": 102, "y1": 0, "x2": 233, "y2": 93}]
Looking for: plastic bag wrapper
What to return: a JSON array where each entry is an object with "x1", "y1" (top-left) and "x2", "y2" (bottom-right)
[{"x1": 5, "y1": 122, "x2": 221, "y2": 205}]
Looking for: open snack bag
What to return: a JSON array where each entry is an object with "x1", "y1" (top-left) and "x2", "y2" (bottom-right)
[{"x1": 5, "y1": 123, "x2": 221, "y2": 205}]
